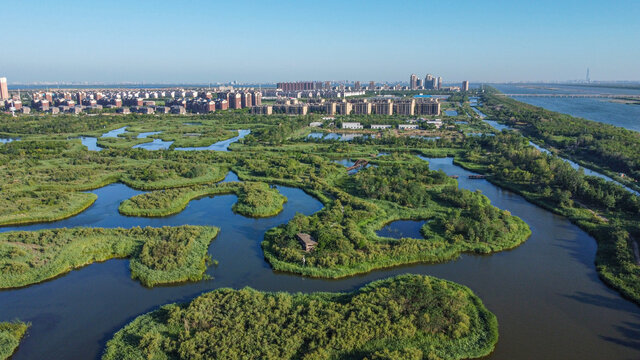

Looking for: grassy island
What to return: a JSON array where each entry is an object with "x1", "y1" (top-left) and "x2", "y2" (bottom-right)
[
  {"x1": 262, "y1": 158, "x2": 530, "y2": 278},
  {"x1": 0, "y1": 225, "x2": 219, "y2": 288},
  {"x1": 0, "y1": 321, "x2": 29, "y2": 360},
  {"x1": 102, "y1": 274, "x2": 498, "y2": 360},
  {"x1": 119, "y1": 181, "x2": 287, "y2": 218},
  {"x1": 0, "y1": 190, "x2": 97, "y2": 226}
]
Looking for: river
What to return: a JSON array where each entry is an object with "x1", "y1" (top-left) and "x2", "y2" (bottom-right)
[
  {"x1": 1, "y1": 158, "x2": 640, "y2": 359},
  {"x1": 492, "y1": 84, "x2": 640, "y2": 132}
]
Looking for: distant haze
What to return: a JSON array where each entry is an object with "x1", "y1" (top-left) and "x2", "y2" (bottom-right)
[{"x1": 3, "y1": 0, "x2": 639, "y2": 83}]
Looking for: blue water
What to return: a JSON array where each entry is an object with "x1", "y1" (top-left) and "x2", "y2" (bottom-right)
[
  {"x1": 2, "y1": 161, "x2": 640, "y2": 359},
  {"x1": 101, "y1": 126, "x2": 128, "y2": 138},
  {"x1": 175, "y1": 129, "x2": 250, "y2": 151},
  {"x1": 137, "y1": 131, "x2": 162, "y2": 139},
  {"x1": 80, "y1": 129, "x2": 250, "y2": 152},
  {"x1": 0, "y1": 138, "x2": 18, "y2": 144},
  {"x1": 445, "y1": 110, "x2": 458, "y2": 116},
  {"x1": 79, "y1": 137, "x2": 102, "y2": 151},
  {"x1": 332, "y1": 159, "x2": 371, "y2": 174},
  {"x1": 376, "y1": 220, "x2": 427, "y2": 239},
  {"x1": 132, "y1": 139, "x2": 174, "y2": 150},
  {"x1": 492, "y1": 84, "x2": 640, "y2": 132}
]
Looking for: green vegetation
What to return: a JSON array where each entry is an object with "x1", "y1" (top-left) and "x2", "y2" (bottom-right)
[
  {"x1": 480, "y1": 88, "x2": 640, "y2": 191},
  {"x1": 0, "y1": 97, "x2": 637, "y2": 305},
  {"x1": 0, "y1": 190, "x2": 96, "y2": 226},
  {"x1": 102, "y1": 274, "x2": 498, "y2": 360},
  {"x1": 458, "y1": 132, "x2": 640, "y2": 303},
  {"x1": 0, "y1": 226, "x2": 219, "y2": 288},
  {"x1": 0, "y1": 321, "x2": 29, "y2": 360},
  {"x1": 262, "y1": 156, "x2": 529, "y2": 278},
  {"x1": 119, "y1": 181, "x2": 287, "y2": 218}
]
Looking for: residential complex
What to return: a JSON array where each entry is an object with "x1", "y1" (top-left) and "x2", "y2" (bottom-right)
[{"x1": 251, "y1": 97, "x2": 440, "y2": 116}]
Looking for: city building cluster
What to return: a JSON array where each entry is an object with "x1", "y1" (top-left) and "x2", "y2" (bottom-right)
[
  {"x1": 409, "y1": 74, "x2": 470, "y2": 92},
  {"x1": 2, "y1": 84, "x2": 262, "y2": 115},
  {"x1": 251, "y1": 97, "x2": 440, "y2": 116}
]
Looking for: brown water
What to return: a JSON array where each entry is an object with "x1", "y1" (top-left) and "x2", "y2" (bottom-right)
[{"x1": 1, "y1": 166, "x2": 639, "y2": 360}]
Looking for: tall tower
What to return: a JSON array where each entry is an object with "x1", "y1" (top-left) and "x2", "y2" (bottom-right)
[
  {"x1": 586, "y1": 68, "x2": 590, "y2": 83},
  {"x1": 410, "y1": 74, "x2": 418, "y2": 90},
  {"x1": 0, "y1": 77, "x2": 8, "y2": 100}
]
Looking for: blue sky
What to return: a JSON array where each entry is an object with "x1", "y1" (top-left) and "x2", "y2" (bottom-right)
[{"x1": 2, "y1": 0, "x2": 639, "y2": 83}]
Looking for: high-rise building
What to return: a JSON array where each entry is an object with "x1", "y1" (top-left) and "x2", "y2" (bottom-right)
[
  {"x1": 229, "y1": 93, "x2": 242, "y2": 109},
  {"x1": 0, "y1": 77, "x2": 8, "y2": 100},
  {"x1": 462, "y1": 81, "x2": 469, "y2": 91},
  {"x1": 373, "y1": 99, "x2": 393, "y2": 115},
  {"x1": 437, "y1": 77, "x2": 442, "y2": 90},
  {"x1": 425, "y1": 74, "x2": 433, "y2": 89},
  {"x1": 351, "y1": 101, "x2": 372, "y2": 115},
  {"x1": 416, "y1": 78, "x2": 423, "y2": 88},
  {"x1": 415, "y1": 99, "x2": 440, "y2": 115},
  {"x1": 277, "y1": 82, "x2": 323, "y2": 91},
  {"x1": 431, "y1": 78, "x2": 438, "y2": 90},
  {"x1": 410, "y1": 74, "x2": 418, "y2": 90},
  {"x1": 354, "y1": 81, "x2": 361, "y2": 90},
  {"x1": 393, "y1": 99, "x2": 415, "y2": 116},
  {"x1": 369, "y1": 81, "x2": 375, "y2": 90}
]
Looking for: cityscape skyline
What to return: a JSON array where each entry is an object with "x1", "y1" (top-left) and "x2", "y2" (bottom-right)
[{"x1": 2, "y1": 0, "x2": 640, "y2": 83}]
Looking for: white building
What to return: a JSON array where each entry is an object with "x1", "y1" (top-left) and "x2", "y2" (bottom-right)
[
  {"x1": 309, "y1": 122, "x2": 323, "y2": 127},
  {"x1": 425, "y1": 119, "x2": 443, "y2": 129},
  {"x1": 371, "y1": 124, "x2": 392, "y2": 130},
  {"x1": 342, "y1": 122, "x2": 363, "y2": 130},
  {"x1": 398, "y1": 124, "x2": 419, "y2": 130}
]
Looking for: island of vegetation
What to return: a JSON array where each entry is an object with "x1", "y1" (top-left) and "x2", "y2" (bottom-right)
[
  {"x1": 0, "y1": 225, "x2": 219, "y2": 288},
  {"x1": 119, "y1": 181, "x2": 287, "y2": 218},
  {"x1": 102, "y1": 274, "x2": 498, "y2": 360},
  {"x1": 261, "y1": 157, "x2": 530, "y2": 278},
  {"x1": 0, "y1": 321, "x2": 29, "y2": 360}
]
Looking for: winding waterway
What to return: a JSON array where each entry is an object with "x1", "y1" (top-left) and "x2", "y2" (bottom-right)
[{"x1": 1, "y1": 154, "x2": 640, "y2": 359}]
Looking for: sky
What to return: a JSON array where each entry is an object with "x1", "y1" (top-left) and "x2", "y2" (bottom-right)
[{"x1": 2, "y1": 0, "x2": 639, "y2": 84}]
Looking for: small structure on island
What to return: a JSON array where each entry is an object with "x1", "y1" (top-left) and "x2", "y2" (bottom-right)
[{"x1": 297, "y1": 233, "x2": 317, "y2": 252}]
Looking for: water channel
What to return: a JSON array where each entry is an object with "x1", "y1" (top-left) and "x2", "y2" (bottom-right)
[{"x1": 1, "y1": 154, "x2": 639, "y2": 359}]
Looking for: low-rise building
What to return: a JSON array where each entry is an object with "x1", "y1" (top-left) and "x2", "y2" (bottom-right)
[
  {"x1": 371, "y1": 124, "x2": 392, "y2": 130},
  {"x1": 342, "y1": 122, "x2": 363, "y2": 130},
  {"x1": 309, "y1": 121, "x2": 323, "y2": 127},
  {"x1": 296, "y1": 233, "x2": 318, "y2": 252},
  {"x1": 398, "y1": 124, "x2": 419, "y2": 130}
]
